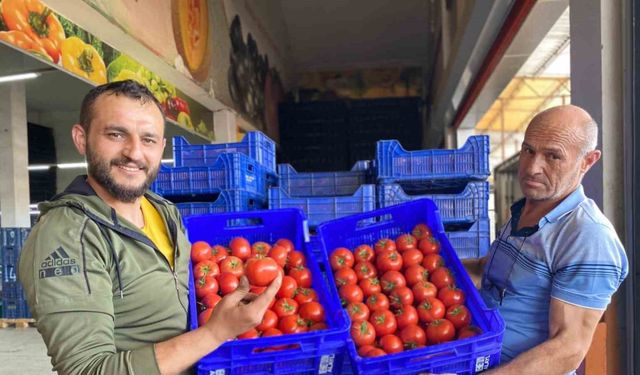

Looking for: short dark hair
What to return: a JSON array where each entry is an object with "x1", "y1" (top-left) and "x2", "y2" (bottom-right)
[{"x1": 79, "y1": 80, "x2": 164, "y2": 130}]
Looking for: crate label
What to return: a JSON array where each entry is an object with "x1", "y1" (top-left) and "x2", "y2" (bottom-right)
[
  {"x1": 475, "y1": 355, "x2": 491, "y2": 372},
  {"x1": 208, "y1": 370, "x2": 225, "y2": 375},
  {"x1": 318, "y1": 354, "x2": 335, "y2": 374}
]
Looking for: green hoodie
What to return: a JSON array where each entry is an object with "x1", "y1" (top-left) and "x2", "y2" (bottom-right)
[{"x1": 18, "y1": 176, "x2": 191, "y2": 375}]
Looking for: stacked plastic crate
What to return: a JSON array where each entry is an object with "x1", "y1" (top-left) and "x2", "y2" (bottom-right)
[
  {"x1": 1, "y1": 228, "x2": 31, "y2": 319},
  {"x1": 375, "y1": 135, "x2": 491, "y2": 259},
  {"x1": 151, "y1": 132, "x2": 277, "y2": 218}
]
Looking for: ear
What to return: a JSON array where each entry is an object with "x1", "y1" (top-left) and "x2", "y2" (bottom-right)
[
  {"x1": 71, "y1": 124, "x2": 87, "y2": 156},
  {"x1": 580, "y1": 149, "x2": 601, "y2": 174}
]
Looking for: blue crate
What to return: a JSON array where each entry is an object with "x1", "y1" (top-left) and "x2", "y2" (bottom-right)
[
  {"x1": 183, "y1": 209, "x2": 350, "y2": 375},
  {"x1": 268, "y1": 185, "x2": 376, "y2": 228},
  {"x1": 173, "y1": 131, "x2": 276, "y2": 173},
  {"x1": 378, "y1": 181, "x2": 489, "y2": 224},
  {"x1": 175, "y1": 190, "x2": 267, "y2": 218},
  {"x1": 152, "y1": 153, "x2": 276, "y2": 197},
  {"x1": 277, "y1": 161, "x2": 372, "y2": 197},
  {"x1": 2, "y1": 296, "x2": 31, "y2": 319},
  {"x1": 316, "y1": 199, "x2": 504, "y2": 375},
  {"x1": 375, "y1": 135, "x2": 490, "y2": 187},
  {"x1": 446, "y1": 219, "x2": 491, "y2": 259},
  {"x1": 1, "y1": 228, "x2": 31, "y2": 319}
]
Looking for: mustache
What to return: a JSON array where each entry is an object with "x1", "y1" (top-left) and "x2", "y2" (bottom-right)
[
  {"x1": 521, "y1": 176, "x2": 546, "y2": 184},
  {"x1": 110, "y1": 157, "x2": 148, "y2": 171}
]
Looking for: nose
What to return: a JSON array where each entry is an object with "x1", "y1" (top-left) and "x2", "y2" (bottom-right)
[
  {"x1": 521, "y1": 152, "x2": 544, "y2": 177},
  {"x1": 122, "y1": 137, "x2": 144, "y2": 161}
]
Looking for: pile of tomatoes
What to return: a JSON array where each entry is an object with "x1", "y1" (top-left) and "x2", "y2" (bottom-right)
[
  {"x1": 191, "y1": 237, "x2": 328, "y2": 340},
  {"x1": 329, "y1": 223, "x2": 483, "y2": 357}
]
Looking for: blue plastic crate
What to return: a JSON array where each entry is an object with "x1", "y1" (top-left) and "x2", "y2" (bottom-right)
[
  {"x1": 173, "y1": 131, "x2": 276, "y2": 173},
  {"x1": 2, "y1": 296, "x2": 31, "y2": 319},
  {"x1": 183, "y1": 209, "x2": 350, "y2": 375},
  {"x1": 268, "y1": 185, "x2": 376, "y2": 228},
  {"x1": 446, "y1": 219, "x2": 491, "y2": 259},
  {"x1": 316, "y1": 199, "x2": 504, "y2": 375},
  {"x1": 1, "y1": 228, "x2": 31, "y2": 319},
  {"x1": 378, "y1": 181, "x2": 489, "y2": 224},
  {"x1": 375, "y1": 135, "x2": 490, "y2": 187},
  {"x1": 152, "y1": 153, "x2": 276, "y2": 197},
  {"x1": 175, "y1": 190, "x2": 267, "y2": 218},
  {"x1": 277, "y1": 161, "x2": 372, "y2": 197}
]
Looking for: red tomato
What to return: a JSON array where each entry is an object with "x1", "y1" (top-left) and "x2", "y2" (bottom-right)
[
  {"x1": 369, "y1": 309, "x2": 397, "y2": 337},
  {"x1": 277, "y1": 275, "x2": 298, "y2": 299},
  {"x1": 245, "y1": 257, "x2": 279, "y2": 286},
  {"x1": 417, "y1": 297, "x2": 446, "y2": 323},
  {"x1": 198, "y1": 307, "x2": 213, "y2": 326},
  {"x1": 330, "y1": 247, "x2": 355, "y2": 271},
  {"x1": 286, "y1": 251, "x2": 307, "y2": 269},
  {"x1": 288, "y1": 265, "x2": 312, "y2": 288},
  {"x1": 394, "y1": 304, "x2": 419, "y2": 329},
  {"x1": 256, "y1": 309, "x2": 278, "y2": 331},
  {"x1": 458, "y1": 325, "x2": 483, "y2": 339},
  {"x1": 195, "y1": 276, "x2": 218, "y2": 298},
  {"x1": 219, "y1": 256, "x2": 244, "y2": 278},
  {"x1": 365, "y1": 348, "x2": 387, "y2": 357},
  {"x1": 357, "y1": 344, "x2": 377, "y2": 357},
  {"x1": 294, "y1": 287, "x2": 318, "y2": 304},
  {"x1": 412, "y1": 281, "x2": 438, "y2": 303},
  {"x1": 299, "y1": 301, "x2": 325, "y2": 323},
  {"x1": 210, "y1": 245, "x2": 228, "y2": 263},
  {"x1": 334, "y1": 267, "x2": 358, "y2": 287},
  {"x1": 339, "y1": 284, "x2": 364, "y2": 305},
  {"x1": 400, "y1": 324, "x2": 427, "y2": 349},
  {"x1": 346, "y1": 302, "x2": 370, "y2": 322},
  {"x1": 422, "y1": 254, "x2": 444, "y2": 272},
  {"x1": 273, "y1": 297, "x2": 299, "y2": 317},
  {"x1": 438, "y1": 286, "x2": 465, "y2": 307},
  {"x1": 379, "y1": 334, "x2": 404, "y2": 354},
  {"x1": 238, "y1": 328, "x2": 259, "y2": 339},
  {"x1": 404, "y1": 264, "x2": 430, "y2": 286},
  {"x1": 354, "y1": 244, "x2": 375, "y2": 263},
  {"x1": 430, "y1": 267, "x2": 455, "y2": 289},
  {"x1": 229, "y1": 237, "x2": 251, "y2": 261},
  {"x1": 309, "y1": 322, "x2": 327, "y2": 331},
  {"x1": 374, "y1": 238, "x2": 396, "y2": 253},
  {"x1": 376, "y1": 250, "x2": 403, "y2": 273},
  {"x1": 446, "y1": 304, "x2": 472, "y2": 329},
  {"x1": 354, "y1": 261, "x2": 377, "y2": 280},
  {"x1": 191, "y1": 241, "x2": 211, "y2": 263},
  {"x1": 402, "y1": 248, "x2": 424, "y2": 268},
  {"x1": 365, "y1": 292, "x2": 390, "y2": 312},
  {"x1": 262, "y1": 327, "x2": 283, "y2": 337},
  {"x1": 426, "y1": 319, "x2": 456, "y2": 344},
  {"x1": 351, "y1": 320, "x2": 376, "y2": 347},
  {"x1": 389, "y1": 286, "x2": 414, "y2": 309},
  {"x1": 217, "y1": 272, "x2": 239, "y2": 295},
  {"x1": 250, "y1": 241, "x2": 271, "y2": 257},
  {"x1": 268, "y1": 244, "x2": 289, "y2": 268},
  {"x1": 412, "y1": 223, "x2": 432, "y2": 241},
  {"x1": 279, "y1": 314, "x2": 309, "y2": 334},
  {"x1": 275, "y1": 238, "x2": 295, "y2": 253},
  {"x1": 359, "y1": 277, "x2": 382, "y2": 297},
  {"x1": 395, "y1": 233, "x2": 417, "y2": 252},
  {"x1": 193, "y1": 260, "x2": 220, "y2": 279},
  {"x1": 200, "y1": 293, "x2": 221, "y2": 310},
  {"x1": 418, "y1": 237, "x2": 441, "y2": 255},
  {"x1": 380, "y1": 270, "x2": 407, "y2": 293}
]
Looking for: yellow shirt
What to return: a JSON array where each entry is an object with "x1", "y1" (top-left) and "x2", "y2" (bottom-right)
[{"x1": 140, "y1": 197, "x2": 174, "y2": 269}]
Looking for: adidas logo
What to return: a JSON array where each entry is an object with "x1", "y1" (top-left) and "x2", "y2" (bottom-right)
[{"x1": 39, "y1": 246, "x2": 80, "y2": 279}]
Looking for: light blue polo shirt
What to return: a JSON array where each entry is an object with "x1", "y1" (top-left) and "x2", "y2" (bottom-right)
[{"x1": 480, "y1": 185, "x2": 628, "y2": 367}]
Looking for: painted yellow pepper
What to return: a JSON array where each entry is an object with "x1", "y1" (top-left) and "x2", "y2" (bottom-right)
[{"x1": 60, "y1": 36, "x2": 106, "y2": 84}]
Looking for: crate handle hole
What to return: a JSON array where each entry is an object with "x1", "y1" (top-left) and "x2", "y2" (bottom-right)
[
  {"x1": 225, "y1": 218, "x2": 264, "y2": 228},
  {"x1": 251, "y1": 343, "x2": 301, "y2": 354},
  {"x1": 355, "y1": 214, "x2": 393, "y2": 229},
  {"x1": 407, "y1": 349, "x2": 456, "y2": 364}
]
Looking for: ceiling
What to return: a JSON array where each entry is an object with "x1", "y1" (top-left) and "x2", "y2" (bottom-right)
[{"x1": 278, "y1": 0, "x2": 434, "y2": 71}]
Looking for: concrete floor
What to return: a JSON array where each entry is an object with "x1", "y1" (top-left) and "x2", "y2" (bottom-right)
[{"x1": 0, "y1": 327, "x2": 54, "y2": 374}]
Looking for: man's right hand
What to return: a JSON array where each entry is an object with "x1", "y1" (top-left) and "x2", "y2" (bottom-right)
[
  {"x1": 204, "y1": 272, "x2": 283, "y2": 343},
  {"x1": 461, "y1": 257, "x2": 486, "y2": 289}
]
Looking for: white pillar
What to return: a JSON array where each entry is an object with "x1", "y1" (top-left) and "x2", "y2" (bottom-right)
[
  {"x1": 213, "y1": 109, "x2": 237, "y2": 143},
  {"x1": 0, "y1": 82, "x2": 31, "y2": 227}
]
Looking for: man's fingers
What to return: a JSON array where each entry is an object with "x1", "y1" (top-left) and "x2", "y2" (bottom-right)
[
  {"x1": 252, "y1": 273, "x2": 283, "y2": 309},
  {"x1": 225, "y1": 275, "x2": 251, "y2": 305}
]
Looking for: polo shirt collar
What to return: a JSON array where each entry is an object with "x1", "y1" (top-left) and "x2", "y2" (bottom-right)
[{"x1": 510, "y1": 185, "x2": 586, "y2": 234}]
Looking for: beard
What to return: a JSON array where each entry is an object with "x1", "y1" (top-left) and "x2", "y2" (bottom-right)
[{"x1": 86, "y1": 146, "x2": 159, "y2": 203}]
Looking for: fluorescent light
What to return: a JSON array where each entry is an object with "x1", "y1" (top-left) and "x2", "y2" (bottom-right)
[
  {"x1": 0, "y1": 72, "x2": 40, "y2": 84},
  {"x1": 28, "y1": 164, "x2": 52, "y2": 171},
  {"x1": 57, "y1": 162, "x2": 87, "y2": 169},
  {"x1": 161, "y1": 159, "x2": 174, "y2": 164}
]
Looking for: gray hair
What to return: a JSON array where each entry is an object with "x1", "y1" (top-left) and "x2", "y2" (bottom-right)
[{"x1": 580, "y1": 120, "x2": 598, "y2": 155}]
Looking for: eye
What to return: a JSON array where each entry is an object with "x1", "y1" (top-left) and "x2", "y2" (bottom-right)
[
  {"x1": 548, "y1": 153, "x2": 561, "y2": 161},
  {"x1": 142, "y1": 138, "x2": 157, "y2": 144},
  {"x1": 107, "y1": 132, "x2": 124, "y2": 140}
]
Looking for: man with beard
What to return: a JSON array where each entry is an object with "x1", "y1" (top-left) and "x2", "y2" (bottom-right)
[
  {"x1": 457, "y1": 105, "x2": 628, "y2": 375},
  {"x1": 18, "y1": 80, "x2": 282, "y2": 375}
]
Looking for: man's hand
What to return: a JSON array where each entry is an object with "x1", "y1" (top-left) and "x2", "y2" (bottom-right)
[
  {"x1": 204, "y1": 273, "x2": 283, "y2": 343},
  {"x1": 461, "y1": 257, "x2": 486, "y2": 289}
]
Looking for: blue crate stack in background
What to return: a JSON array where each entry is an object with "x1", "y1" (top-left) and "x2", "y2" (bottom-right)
[
  {"x1": 152, "y1": 132, "x2": 278, "y2": 218},
  {"x1": 1, "y1": 228, "x2": 32, "y2": 319}
]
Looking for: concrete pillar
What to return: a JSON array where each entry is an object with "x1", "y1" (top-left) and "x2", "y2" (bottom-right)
[
  {"x1": 213, "y1": 109, "x2": 237, "y2": 143},
  {"x1": 444, "y1": 125, "x2": 457, "y2": 149},
  {"x1": 0, "y1": 82, "x2": 31, "y2": 227}
]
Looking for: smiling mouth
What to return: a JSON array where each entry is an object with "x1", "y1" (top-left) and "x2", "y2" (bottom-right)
[{"x1": 114, "y1": 164, "x2": 146, "y2": 173}]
